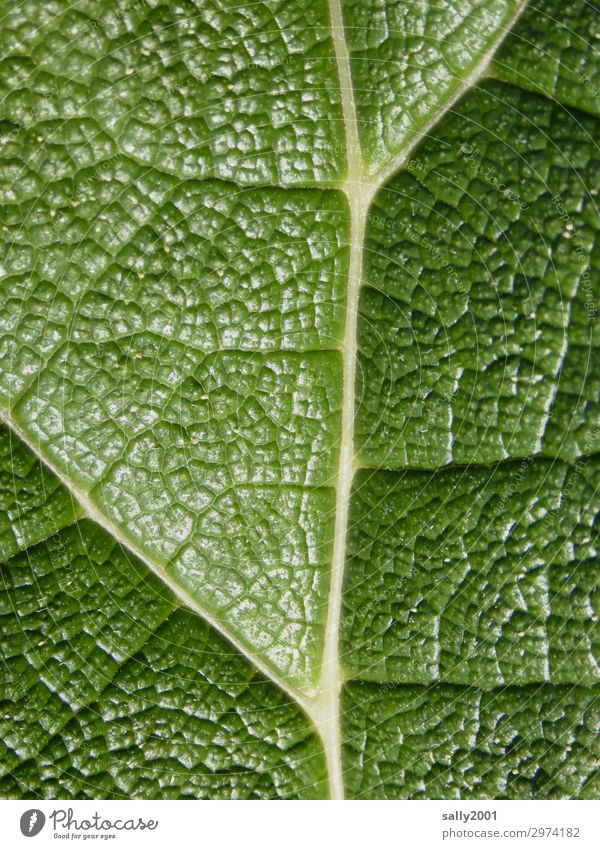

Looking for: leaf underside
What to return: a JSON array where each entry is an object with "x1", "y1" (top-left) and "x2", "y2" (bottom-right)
[{"x1": 0, "y1": 0, "x2": 599, "y2": 799}]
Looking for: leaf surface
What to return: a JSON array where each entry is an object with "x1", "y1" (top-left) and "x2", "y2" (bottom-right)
[
  {"x1": 0, "y1": 504, "x2": 327, "y2": 798},
  {"x1": 342, "y1": 683, "x2": 600, "y2": 799},
  {"x1": 343, "y1": 459, "x2": 599, "y2": 686},
  {"x1": 355, "y1": 80, "x2": 600, "y2": 467},
  {"x1": 492, "y1": 0, "x2": 600, "y2": 117},
  {"x1": 0, "y1": 0, "x2": 598, "y2": 799},
  {"x1": 341, "y1": 0, "x2": 520, "y2": 172}
]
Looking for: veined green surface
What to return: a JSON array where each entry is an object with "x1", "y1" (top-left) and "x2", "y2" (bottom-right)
[
  {"x1": 341, "y1": 0, "x2": 519, "y2": 173},
  {"x1": 342, "y1": 683, "x2": 600, "y2": 799},
  {"x1": 355, "y1": 80, "x2": 600, "y2": 467},
  {"x1": 0, "y1": 425, "x2": 80, "y2": 561},
  {"x1": 492, "y1": 0, "x2": 600, "y2": 118},
  {"x1": 0, "y1": 0, "x2": 598, "y2": 799},
  {"x1": 343, "y1": 459, "x2": 599, "y2": 687},
  {"x1": 1, "y1": 519, "x2": 327, "y2": 798}
]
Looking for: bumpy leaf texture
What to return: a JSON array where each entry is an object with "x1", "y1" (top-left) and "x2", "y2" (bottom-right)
[{"x1": 0, "y1": 0, "x2": 598, "y2": 799}]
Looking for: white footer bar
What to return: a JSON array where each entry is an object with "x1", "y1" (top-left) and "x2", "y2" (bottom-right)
[{"x1": 0, "y1": 799, "x2": 597, "y2": 849}]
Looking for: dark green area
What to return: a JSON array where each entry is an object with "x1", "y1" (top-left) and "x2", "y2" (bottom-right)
[
  {"x1": 493, "y1": 0, "x2": 600, "y2": 118},
  {"x1": 356, "y1": 81, "x2": 599, "y2": 467},
  {"x1": 343, "y1": 682, "x2": 600, "y2": 799},
  {"x1": 1, "y1": 520, "x2": 327, "y2": 799},
  {"x1": 343, "y1": 459, "x2": 599, "y2": 686}
]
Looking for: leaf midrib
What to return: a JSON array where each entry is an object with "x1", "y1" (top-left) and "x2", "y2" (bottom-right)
[
  {"x1": 317, "y1": 0, "x2": 531, "y2": 799},
  {"x1": 1, "y1": 0, "x2": 532, "y2": 801}
]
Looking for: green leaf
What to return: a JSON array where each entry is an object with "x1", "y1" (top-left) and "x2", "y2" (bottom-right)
[
  {"x1": 343, "y1": 459, "x2": 599, "y2": 686},
  {"x1": 0, "y1": 425, "x2": 79, "y2": 560},
  {"x1": 340, "y1": 0, "x2": 521, "y2": 173},
  {"x1": 2, "y1": 168, "x2": 347, "y2": 689},
  {"x1": 492, "y1": 0, "x2": 600, "y2": 118},
  {"x1": 1, "y1": 0, "x2": 598, "y2": 799},
  {"x1": 342, "y1": 683, "x2": 600, "y2": 799},
  {"x1": 356, "y1": 79, "x2": 600, "y2": 467},
  {"x1": 1, "y1": 512, "x2": 327, "y2": 798}
]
